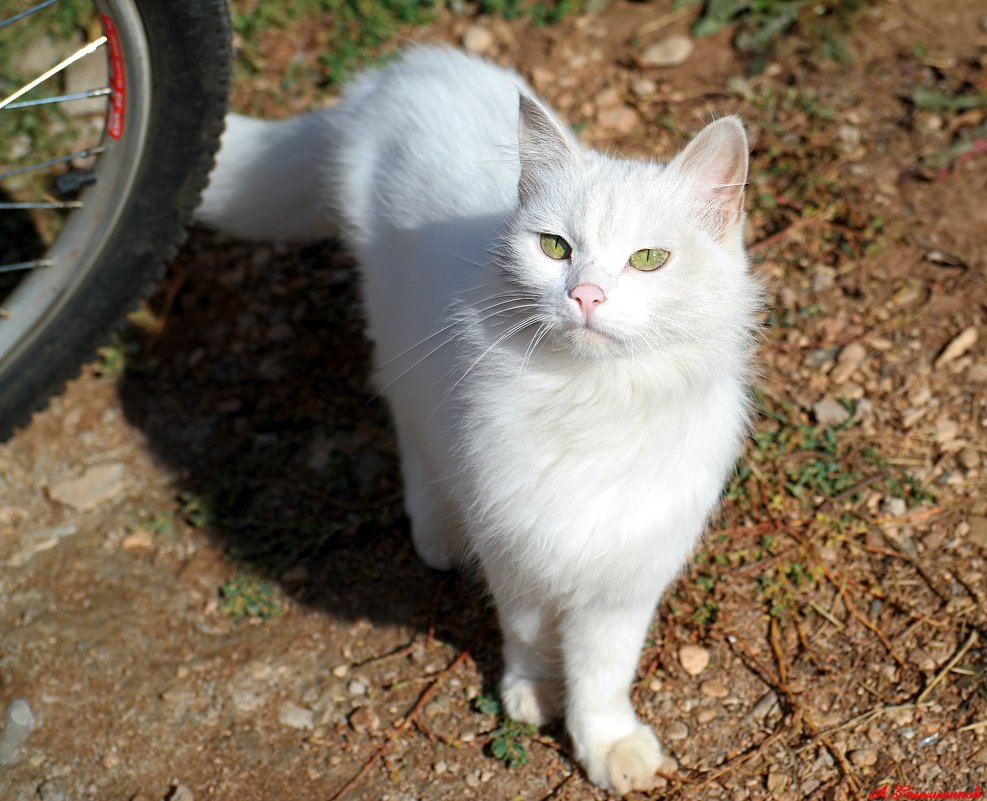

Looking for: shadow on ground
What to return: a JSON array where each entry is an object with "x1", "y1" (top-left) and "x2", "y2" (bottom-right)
[{"x1": 117, "y1": 229, "x2": 503, "y2": 686}]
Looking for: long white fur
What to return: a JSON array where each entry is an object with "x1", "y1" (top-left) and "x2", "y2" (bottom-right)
[{"x1": 198, "y1": 46, "x2": 760, "y2": 794}]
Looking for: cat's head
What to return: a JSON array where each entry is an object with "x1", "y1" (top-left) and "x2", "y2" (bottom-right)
[{"x1": 496, "y1": 96, "x2": 757, "y2": 366}]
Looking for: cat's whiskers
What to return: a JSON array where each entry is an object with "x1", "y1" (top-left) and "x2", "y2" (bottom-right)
[
  {"x1": 515, "y1": 321, "x2": 553, "y2": 389},
  {"x1": 371, "y1": 293, "x2": 536, "y2": 375},
  {"x1": 370, "y1": 300, "x2": 542, "y2": 400},
  {"x1": 434, "y1": 313, "x2": 552, "y2": 415}
]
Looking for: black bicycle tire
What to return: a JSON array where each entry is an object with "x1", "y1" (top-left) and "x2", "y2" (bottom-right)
[{"x1": 0, "y1": 0, "x2": 231, "y2": 440}]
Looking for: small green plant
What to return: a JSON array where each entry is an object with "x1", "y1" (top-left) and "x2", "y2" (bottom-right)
[
  {"x1": 473, "y1": 693, "x2": 502, "y2": 716},
  {"x1": 219, "y1": 575, "x2": 282, "y2": 620},
  {"x1": 179, "y1": 491, "x2": 215, "y2": 528},
  {"x1": 489, "y1": 717, "x2": 536, "y2": 768}
]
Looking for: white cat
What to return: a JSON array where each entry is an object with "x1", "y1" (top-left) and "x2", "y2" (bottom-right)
[{"x1": 198, "y1": 46, "x2": 760, "y2": 793}]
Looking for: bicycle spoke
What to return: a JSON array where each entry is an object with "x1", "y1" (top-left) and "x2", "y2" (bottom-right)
[
  {"x1": 0, "y1": 260, "x2": 52, "y2": 274},
  {"x1": 0, "y1": 0, "x2": 60, "y2": 31},
  {"x1": 0, "y1": 147, "x2": 105, "y2": 182},
  {"x1": 4, "y1": 87, "x2": 111, "y2": 110},
  {"x1": 0, "y1": 36, "x2": 107, "y2": 111},
  {"x1": 0, "y1": 201, "x2": 83, "y2": 209}
]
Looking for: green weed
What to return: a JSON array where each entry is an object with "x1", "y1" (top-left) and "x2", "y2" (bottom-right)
[
  {"x1": 489, "y1": 717, "x2": 536, "y2": 768},
  {"x1": 219, "y1": 575, "x2": 282, "y2": 620}
]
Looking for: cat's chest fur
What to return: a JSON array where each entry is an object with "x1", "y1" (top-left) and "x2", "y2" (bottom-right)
[{"x1": 460, "y1": 347, "x2": 747, "y2": 593}]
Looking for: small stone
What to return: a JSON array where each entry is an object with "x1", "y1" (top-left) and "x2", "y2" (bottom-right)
[
  {"x1": 659, "y1": 754, "x2": 678, "y2": 774},
  {"x1": 666, "y1": 720, "x2": 689, "y2": 740},
  {"x1": 969, "y1": 363, "x2": 987, "y2": 383},
  {"x1": 595, "y1": 87, "x2": 621, "y2": 109},
  {"x1": 347, "y1": 679, "x2": 367, "y2": 696},
  {"x1": 959, "y1": 448, "x2": 980, "y2": 470},
  {"x1": 64, "y1": 50, "x2": 108, "y2": 116},
  {"x1": 934, "y1": 416, "x2": 959, "y2": 444},
  {"x1": 38, "y1": 779, "x2": 69, "y2": 801},
  {"x1": 48, "y1": 463, "x2": 126, "y2": 511},
  {"x1": 168, "y1": 785, "x2": 194, "y2": 801},
  {"x1": 849, "y1": 746, "x2": 878, "y2": 767},
  {"x1": 464, "y1": 770, "x2": 482, "y2": 788},
  {"x1": 122, "y1": 529, "x2": 154, "y2": 550},
  {"x1": 679, "y1": 644, "x2": 710, "y2": 676},
  {"x1": 462, "y1": 24, "x2": 495, "y2": 55},
  {"x1": 597, "y1": 105, "x2": 638, "y2": 134},
  {"x1": 902, "y1": 407, "x2": 927, "y2": 429},
  {"x1": 278, "y1": 701, "x2": 314, "y2": 730},
  {"x1": 767, "y1": 770, "x2": 787, "y2": 793},
  {"x1": 530, "y1": 67, "x2": 554, "y2": 90},
  {"x1": 630, "y1": 78, "x2": 657, "y2": 96},
  {"x1": 700, "y1": 679, "x2": 729, "y2": 698},
  {"x1": 331, "y1": 664, "x2": 349, "y2": 678},
  {"x1": 638, "y1": 35, "x2": 694, "y2": 67},
  {"x1": 831, "y1": 342, "x2": 866, "y2": 384},
  {"x1": 813, "y1": 397, "x2": 850, "y2": 427},
  {"x1": 881, "y1": 497, "x2": 907, "y2": 517},
  {"x1": 967, "y1": 516, "x2": 987, "y2": 551},
  {"x1": 349, "y1": 705, "x2": 380, "y2": 733},
  {"x1": 751, "y1": 690, "x2": 778, "y2": 720},
  {"x1": 696, "y1": 706, "x2": 718, "y2": 723},
  {"x1": 911, "y1": 649, "x2": 937, "y2": 671},
  {"x1": 101, "y1": 753, "x2": 120, "y2": 769},
  {"x1": 935, "y1": 326, "x2": 977, "y2": 368},
  {"x1": 434, "y1": 761, "x2": 447, "y2": 774}
]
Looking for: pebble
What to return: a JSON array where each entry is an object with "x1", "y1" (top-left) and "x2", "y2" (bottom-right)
[
  {"x1": 696, "y1": 707, "x2": 718, "y2": 724},
  {"x1": 934, "y1": 326, "x2": 977, "y2": 368},
  {"x1": 64, "y1": 50, "x2": 108, "y2": 116},
  {"x1": 666, "y1": 720, "x2": 689, "y2": 740},
  {"x1": 434, "y1": 760, "x2": 447, "y2": 774},
  {"x1": 700, "y1": 679, "x2": 729, "y2": 698},
  {"x1": 934, "y1": 416, "x2": 959, "y2": 444},
  {"x1": 47, "y1": 463, "x2": 126, "y2": 511},
  {"x1": 278, "y1": 701, "x2": 314, "y2": 730},
  {"x1": 462, "y1": 25, "x2": 495, "y2": 56},
  {"x1": 679, "y1": 644, "x2": 710, "y2": 676},
  {"x1": 813, "y1": 397, "x2": 850, "y2": 427},
  {"x1": 464, "y1": 769, "x2": 482, "y2": 788},
  {"x1": 969, "y1": 363, "x2": 987, "y2": 383},
  {"x1": 630, "y1": 78, "x2": 657, "y2": 96},
  {"x1": 751, "y1": 690, "x2": 779, "y2": 720},
  {"x1": 597, "y1": 105, "x2": 638, "y2": 134},
  {"x1": 831, "y1": 342, "x2": 867, "y2": 384},
  {"x1": 38, "y1": 780, "x2": 70, "y2": 801},
  {"x1": 967, "y1": 516, "x2": 987, "y2": 551},
  {"x1": 849, "y1": 746, "x2": 878, "y2": 767},
  {"x1": 881, "y1": 497, "x2": 907, "y2": 517},
  {"x1": 168, "y1": 785, "x2": 194, "y2": 801},
  {"x1": 638, "y1": 35, "x2": 694, "y2": 67},
  {"x1": 346, "y1": 679, "x2": 367, "y2": 696},
  {"x1": 121, "y1": 529, "x2": 154, "y2": 550},
  {"x1": 349, "y1": 705, "x2": 380, "y2": 733},
  {"x1": 959, "y1": 448, "x2": 980, "y2": 470}
]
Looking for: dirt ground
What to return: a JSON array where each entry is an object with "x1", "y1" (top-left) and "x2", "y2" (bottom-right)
[{"x1": 2, "y1": 1, "x2": 986, "y2": 800}]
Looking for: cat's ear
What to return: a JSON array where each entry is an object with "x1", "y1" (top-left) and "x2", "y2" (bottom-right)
[
  {"x1": 668, "y1": 116, "x2": 749, "y2": 240},
  {"x1": 517, "y1": 94, "x2": 578, "y2": 201}
]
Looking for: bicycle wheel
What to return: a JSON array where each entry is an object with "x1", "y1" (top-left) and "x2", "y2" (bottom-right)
[{"x1": 0, "y1": 0, "x2": 230, "y2": 439}]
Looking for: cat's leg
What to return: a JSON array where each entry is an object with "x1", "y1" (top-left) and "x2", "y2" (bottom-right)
[
  {"x1": 561, "y1": 596, "x2": 663, "y2": 794},
  {"x1": 483, "y1": 557, "x2": 562, "y2": 726},
  {"x1": 395, "y1": 432, "x2": 463, "y2": 571}
]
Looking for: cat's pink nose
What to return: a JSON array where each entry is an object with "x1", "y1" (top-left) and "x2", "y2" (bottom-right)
[{"x1": 569, "y1": 284, "x2": 606, "y2": 319}]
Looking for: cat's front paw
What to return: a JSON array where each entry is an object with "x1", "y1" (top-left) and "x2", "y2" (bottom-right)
[
  {"x1": 580, "y1": 724, "x2": 664, "y2": 795},
  {"x1": 500, "y1": 676, "x2": 561, "y2": 727}
]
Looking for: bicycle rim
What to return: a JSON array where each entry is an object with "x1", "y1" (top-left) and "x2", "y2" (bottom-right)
[{"x1": 0, "y1": 0, "x2": 151, "y2": 372}]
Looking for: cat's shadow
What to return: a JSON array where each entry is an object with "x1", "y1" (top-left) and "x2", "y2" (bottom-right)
[{"x1": 118, "y1": 228, "x2": 502, "y2": 689}]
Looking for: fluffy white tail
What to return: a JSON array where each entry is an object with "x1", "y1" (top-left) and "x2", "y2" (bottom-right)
[{"x1": 196, "y1": 112, "x2": 335, "y2": 242}]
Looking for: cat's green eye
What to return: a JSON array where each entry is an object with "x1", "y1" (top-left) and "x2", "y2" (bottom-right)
[
  {"x1": 540, "y1": 233, "x2": 572, "y2": 260},
  {"x1": 629, "y1": 247, "x2": 670, "y2": 272}
]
